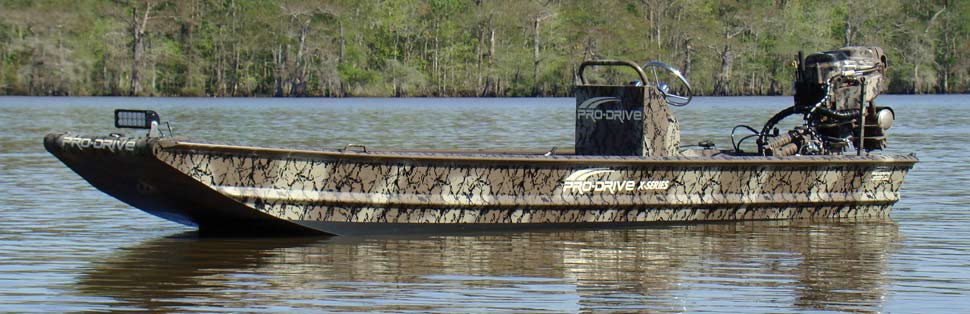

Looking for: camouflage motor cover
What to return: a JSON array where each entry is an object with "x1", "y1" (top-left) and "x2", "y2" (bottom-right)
[{"x1": 799, "y1": 46, "x2": 887, "y2": 109}]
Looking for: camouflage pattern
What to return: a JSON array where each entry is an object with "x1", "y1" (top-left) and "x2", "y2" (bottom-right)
[
  {"x1": 803, "y1": 46, "x2": 886, "y2": 105},
  {"x1": 45, "y1": 130, "x2": 915, "y2": 235},
  {"x1": 149, "y1": 139, "x2": 913, "y2": 229}
]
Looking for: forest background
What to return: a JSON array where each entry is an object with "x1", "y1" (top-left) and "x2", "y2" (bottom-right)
[{"x1": 0, "y1": 0, "x2": 966, "y2": 97}]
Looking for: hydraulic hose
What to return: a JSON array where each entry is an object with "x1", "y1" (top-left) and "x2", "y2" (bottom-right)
[
  {"x1": 812, "y1": 107, "x2": 860, "y2": 121},
  {"x1": 758, "y1": 106, "x2": 797, "y2": 155}
]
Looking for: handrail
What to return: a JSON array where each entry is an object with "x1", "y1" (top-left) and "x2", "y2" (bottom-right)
[
  {"x1": 341, "y1": 143, "x2": 367, "y2": 153},
  {"x1": 577, "y1": 60, "x2": 648, "y2": 85}
]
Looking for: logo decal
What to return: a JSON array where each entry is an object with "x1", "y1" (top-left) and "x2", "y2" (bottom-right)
[
  {"x1": 61, "y1": 136, "x2": 136, "y2": 152},
  {"x1": 577, "y1": 97, "x2": 642, "y2": 122},
  {"x1": 869, "y1": 170, "x2": 891, "y2": 182},
  {"x1": 562, "y1": 168, "x2": 669, "y2": 195}
]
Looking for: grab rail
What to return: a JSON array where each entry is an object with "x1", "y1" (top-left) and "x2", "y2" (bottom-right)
[
  {"x1": 577, "y1": 60, "x2": 648, "y2": 85},
  {"x1": 341, "y1": 143, "x2": 367, "y2": 153}
]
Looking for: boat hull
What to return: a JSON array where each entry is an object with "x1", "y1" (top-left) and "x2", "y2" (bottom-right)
[{"x1": 45, "y1": 133, "x2": 917, "y2": 236}]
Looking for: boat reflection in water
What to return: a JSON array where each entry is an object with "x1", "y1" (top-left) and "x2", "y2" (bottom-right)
[{"x1": 77, "y1": 220, "x2": 898, "y2": 313}]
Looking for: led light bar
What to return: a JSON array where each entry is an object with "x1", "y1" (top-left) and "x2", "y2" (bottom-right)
[{"x1": 114, "y1": 109, "x2": 160, "y2": 129}]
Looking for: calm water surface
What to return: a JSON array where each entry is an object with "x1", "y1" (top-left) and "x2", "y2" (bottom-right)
[{"x1": 0, "y1": 95, "x2": 967, "y2": 313}]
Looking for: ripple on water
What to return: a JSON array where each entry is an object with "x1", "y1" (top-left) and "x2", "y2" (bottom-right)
[{"x1": 0, "y1": 95, "x2": 968, "y2": 313}]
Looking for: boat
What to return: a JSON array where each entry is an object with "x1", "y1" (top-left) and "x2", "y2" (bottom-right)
[{"x1": 45, "y1": 46, "x2": 916, "y2": 236}]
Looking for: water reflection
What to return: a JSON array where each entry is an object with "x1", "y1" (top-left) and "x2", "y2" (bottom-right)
[
  {"x1": 77, "y1": 220, "x2": 899, "y2": 313},
  {"x1": 10, "y1": 95, "x2": 957, "y2": 312}
]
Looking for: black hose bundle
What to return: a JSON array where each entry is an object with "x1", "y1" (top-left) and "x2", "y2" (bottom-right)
[
  {"x1": 811, "y1": 107, "x2": 859, "y2": 121},
  {"x1": 757, "y1": 106, "x2": 797, "y2": 155}
]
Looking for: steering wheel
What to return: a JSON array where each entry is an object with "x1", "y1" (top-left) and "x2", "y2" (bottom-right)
[{"x1": 642, "y1": 61, "x2": 693, "y2": 106}]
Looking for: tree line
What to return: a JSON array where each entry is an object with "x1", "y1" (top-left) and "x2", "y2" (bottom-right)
[{"x1": 0, "y1": 0, "x2": 966, "y2": 97}]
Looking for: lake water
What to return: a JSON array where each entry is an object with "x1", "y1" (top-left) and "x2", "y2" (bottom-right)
[{"x1": 0, "y1": 95, "x2": 967, "y2": 313}]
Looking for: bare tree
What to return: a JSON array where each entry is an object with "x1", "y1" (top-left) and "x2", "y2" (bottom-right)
[
  {"x1": 130, "y1": 1, "x2": 154, "y2": 96},
  {"x1": 533, "y1": 11, "x2": 553, "y2": 96}
]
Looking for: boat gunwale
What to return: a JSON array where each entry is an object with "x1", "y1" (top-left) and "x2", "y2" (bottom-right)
[{"x1": 160, "y1": 139, "x2": 919, "y2": 166}]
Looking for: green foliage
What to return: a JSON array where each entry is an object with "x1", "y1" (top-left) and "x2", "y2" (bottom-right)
[
  {"x1": 338, "y1": 62, "x2": 379, "y2": 87},
  {"x1": 0, "y1": 0, "x2": 966, "y2": 96}
]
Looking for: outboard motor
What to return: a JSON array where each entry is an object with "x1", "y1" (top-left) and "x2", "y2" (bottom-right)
[{"x1": 758, "y1": 46, "x2": 895, "y2": 156}]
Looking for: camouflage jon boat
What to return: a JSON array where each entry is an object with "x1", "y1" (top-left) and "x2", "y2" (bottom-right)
[{"x1": 45, "y1": 47, "x2": 916, "y2": 236}]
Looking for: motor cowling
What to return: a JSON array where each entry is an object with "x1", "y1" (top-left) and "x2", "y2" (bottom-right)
[
  {"x1": 796, "y1": 46, "x2": 887, "y2": 109},
  {"x1": 804, "y1": 47, "x2": 892, "y2": 152},
  {"x1": 759, "y1": 46, "x2": 895, "y2": 156}
]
